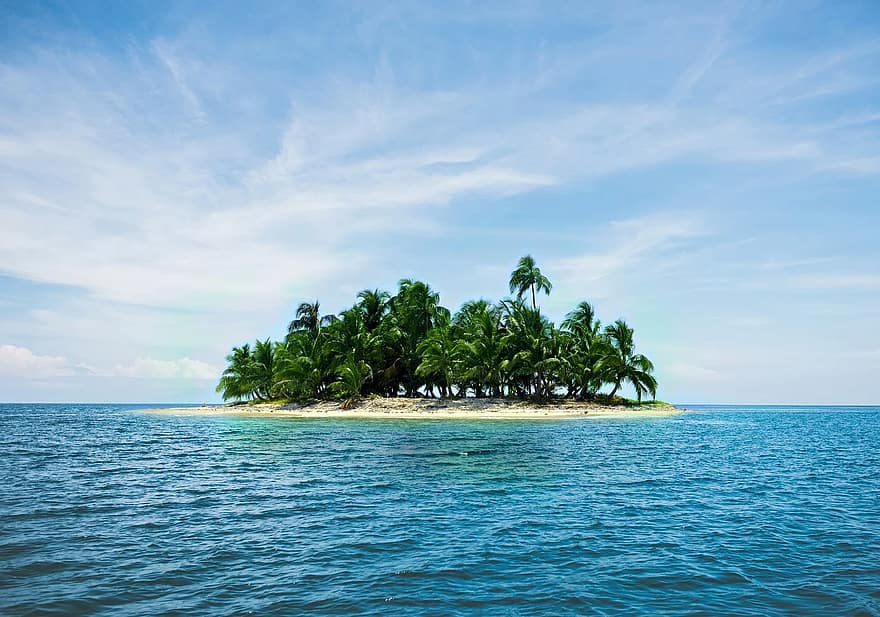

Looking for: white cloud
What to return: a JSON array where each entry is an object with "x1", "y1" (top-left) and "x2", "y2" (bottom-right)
[
  {"x1": 2, "y1": 27, "x2": 877, "y2": 314},
  {"x1": 0, "y1": 17, "x2": 875, "y2": 324},
  {"x1": 0, "y1": 344, "x2": 74, "y2": 378},
  {"x1": 103, "y1": 357, "x2": 218, "y2": 380},
  {"x1": 0, "y1": 344, "x2": 218, "y2": 381},
  {"x1": 0, "y1": 57, "x2": 560, "y2": 313}
]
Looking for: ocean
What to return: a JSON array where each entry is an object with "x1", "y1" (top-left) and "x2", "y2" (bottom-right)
[{"x1": 1, "y1": 404, "x2": 878, "y2": 615}]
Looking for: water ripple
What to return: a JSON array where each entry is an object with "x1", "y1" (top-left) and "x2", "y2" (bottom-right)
[{"x1": 1, "y1": 404, "x2": 879, "y2": 615}]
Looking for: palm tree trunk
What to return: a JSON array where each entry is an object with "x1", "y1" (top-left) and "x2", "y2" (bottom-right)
[
  {"x1": 531, "y1": 285, "x2": 536, "y2": 309},
  {"x1": 609, "y1": 382, "x2": 620, "y2": 398}
]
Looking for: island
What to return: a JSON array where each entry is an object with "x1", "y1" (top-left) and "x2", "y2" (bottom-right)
[{"x1": 176, "y1": 255, "x2": 684, "y2": 419}]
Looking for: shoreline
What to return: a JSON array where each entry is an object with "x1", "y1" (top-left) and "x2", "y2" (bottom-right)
[{"x1": 139, "y1": 397, "x2": 687, "y2": 420}]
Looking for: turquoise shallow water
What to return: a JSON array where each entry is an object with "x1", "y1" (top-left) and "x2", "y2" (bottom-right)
[{"x1": 1, "y1": 404, "x2": 879, "y2": 615}]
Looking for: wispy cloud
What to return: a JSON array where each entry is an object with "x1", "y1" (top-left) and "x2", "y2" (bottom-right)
[
  {"x1": 99, "y1": 357, "x2": 218, "y2": 380},
  {"x1": 1, "y1": 2, "x2": 878, "y2": 402},
  {"x1": 666, "y1": 2, "x2": 734, "y2": 104},
  {"x1": 0, "y1": 344, "x2": 218, "y2": 380},
  {"x1": 152, "y1": 39, "x2": 206, "y2": 121},
  {"x1": 758, "y1": 257, "x2": 838, "y2": 271},
  {"x1": 789, "y1": 273, "x2": 880, "y2": 290},
  {"x1": 2, "y1": 24, "x2": 876, "y2": 313},
  {"x1": 549, "y1": 212, "x2": 707, "y2": 303}
]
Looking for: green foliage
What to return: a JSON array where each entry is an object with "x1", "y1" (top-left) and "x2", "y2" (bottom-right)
[
  {"x1": 215, "y1": 339, "x2": 275, "y2": 401},
  {"x1": 415, "y1": 323, "x2": 457, "y2": 398},
  {"x1": 509, "y1": 254, "x2": 553, "y2": 309},
  {"x1": 331, "y1": 356, "x2": 373, "y2": 400},
  {"x1": 217, "y1": 255, "x2": 660, "y2": 403},
  {"x1": 599, "y1": 319, "x2": 658, "y2": 403}
]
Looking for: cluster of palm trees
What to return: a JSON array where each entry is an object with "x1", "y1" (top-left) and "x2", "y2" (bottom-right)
[{"x1": 216, "y1": 255, "x2": 658, "y2": 404}]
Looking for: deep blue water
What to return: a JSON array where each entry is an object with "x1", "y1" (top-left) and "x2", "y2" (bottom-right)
[{"x1": 1, "y1": 404, "x2": 879, "y2": 616}]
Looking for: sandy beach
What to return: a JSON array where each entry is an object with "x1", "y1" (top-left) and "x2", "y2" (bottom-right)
[{"x1": 141, "y1": 397, "x2": 686, "y2": 419}]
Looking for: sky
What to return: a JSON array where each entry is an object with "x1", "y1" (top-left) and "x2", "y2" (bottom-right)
[{"x1": 1, "y1": 1, "x2": 879, "y2": 404}]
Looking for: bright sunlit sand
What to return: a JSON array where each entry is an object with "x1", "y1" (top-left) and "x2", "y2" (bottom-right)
[{"x1": 142, "y1": 398, "x2": 685, "y2": 419}]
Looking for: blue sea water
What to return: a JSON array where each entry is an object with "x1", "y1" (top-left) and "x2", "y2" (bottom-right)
[{"x1": 1, "y1": 404, "x2": 879, "y2": 615}]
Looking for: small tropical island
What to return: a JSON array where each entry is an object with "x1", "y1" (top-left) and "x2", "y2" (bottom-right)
[{"x1": 163, "y1": 256, "x2": 682, "y2": 419}]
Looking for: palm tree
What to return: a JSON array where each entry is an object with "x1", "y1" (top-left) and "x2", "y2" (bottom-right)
[
  {"x1": 416, "y1": 324, "x2": 458, "y2": 398},
  {"x1": 288, "y1": 301, "x2": 337, "y2": 334},
  {"x1": 217, "y1": 262, "x2": 662, "y2": 405},
  {"x1": 274, "y1": 327, "x2": 332, "y2": 400},
  {"x1": 251, "y1": 338, "x2": 276, "y2": 400},
  {"x1": 273, "y1": 349, "x2": 324, "y2": 400},
  {"x1": 562, "y1": 302, "x2": 599, "y2": 337},
  {"x1": 393, "y1": 279, "x2": 449, "y2": 334},
  {"x1": 216, "y1": 343, "x2": 257, "y2": 401},
  {"x1": 356, "y1": 289, "x2": 390, "y2": 331},
  {"x1": 389, "y1": 279, "x2": 450, "y2": 396},
  {"x1": 454, "y1": 300, "x2": 505, "y2": 397},
  {"x1": 562, "y1": 302, "x2": 608, "y2": 399},
  {"x1": 333, "y1": 356, "x2": 373, "y2": 405},
  {"x1": 509, "y1": 254, "x2": 552, "y2": 309},
  {"x1": 599, "y1": 319, "x2": 657, "y2": 402},
  {"x1": 215, "y1": 339, "x2": 276, "y2": 401},
  {"x1": 500, "y1": 299, "x2": 555, "y2": 397}
]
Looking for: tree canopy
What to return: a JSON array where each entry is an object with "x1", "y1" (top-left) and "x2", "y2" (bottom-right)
[
  {"x1": 217, "y1": 255, "x2": 659, "y2": 404},
  {"x1": 509, "y1": 254, "x2": 552, "y2": 309}
]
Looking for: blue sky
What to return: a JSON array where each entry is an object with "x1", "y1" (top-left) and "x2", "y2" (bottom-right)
[{"x1": 1, "y1": 1, "x2": 879, "y2": 403}]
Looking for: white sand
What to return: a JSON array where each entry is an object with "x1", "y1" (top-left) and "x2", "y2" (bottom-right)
[{"x1": 140, "y1": 397, "x2": 686, "y2": 420}]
